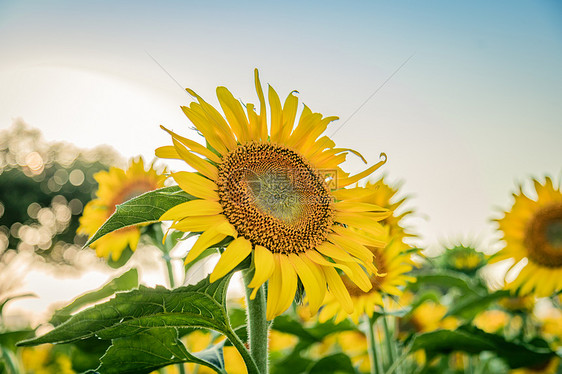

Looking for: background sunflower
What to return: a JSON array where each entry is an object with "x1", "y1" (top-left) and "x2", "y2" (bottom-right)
[
  {"x1": 492, "y1": 177, "x2": 562, "y2": 297},
  {"x1": 79, "y1": 157, "x2": 166, "y2": 261}
]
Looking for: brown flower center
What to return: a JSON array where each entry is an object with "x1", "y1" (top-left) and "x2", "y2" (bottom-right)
[
  {"x1": 525, "y1": 202, "x2": 562, "y2": 268},
  {"x1": 216, "y1": 142, "x2": 334, "y2": 254}
]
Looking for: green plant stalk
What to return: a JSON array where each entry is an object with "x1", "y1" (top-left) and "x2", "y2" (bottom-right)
[
  {"x1": 148, "y1": 226, "x2": 185, "y2": 374},
  {"x1": 164, "y1": 254, "x2": 176, "y2": 288},
  {"x1": 226, "y1": 327, "x2": 260, "y2": 374},
  {"x1": 365, "y1": 314, "x2": 382, "y2": 374},
  {"x1": 382, "y1": 314, "x2": 398, "y2": 371},
  {"x1": 243, "y1": 270, "x2": 269, "y2": 374}
]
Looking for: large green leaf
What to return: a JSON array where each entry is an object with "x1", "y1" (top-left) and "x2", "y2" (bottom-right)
[
  {"x1": 50, "y1": 268, "x2": 139, "y2": 326},
  {"x1": 446, "y1": 290, "x2": 511, "y2": 320},
  {"x1": 96, "y1": 328, "x2": 226, "y2": 374},
  {"x1": 84, "y1": 186, "x2": 194, "y2": 248},
  {"x1": 411, "y1": 325, "x2": 557, "y2": 369},
  {"x1": 18, "y1": 275, "x2": 232, "y2": 346}
]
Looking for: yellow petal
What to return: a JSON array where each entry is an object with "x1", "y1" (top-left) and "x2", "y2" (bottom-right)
[
  {"x1": 305, "y1": 250, "x2": 352, "y2": 274},
  {"x1": 160, "y1": 200, "x2": 223, "y2": 221},
  {"x1": 184, "y1": 229, "x2": 226, "y2": 264},
  {"x1": 328, "y1": 233, "x2": 373, "y2": 264},
  {"x1": 185, "y1": 89, "x2": 237, "y2": 151},
  {"x1": 172, "y1": 172, "x2": 219, "y2": 201},
  {"x1": 275, "y1": 254, "x2": 298, "y2": 317},
  {"x1": 216, "y1": 86, "x2": 250, "y2": 142},
  {"x1": 334, "y1": 212, "x2": 386, "y2": 237},
  {"x1": 248, "y1": 245, "x2": 275, "y2": 298},
  {"x1": 170, "y1": 136, "x2": 218, "y2": 181},
  {"x1": 160, "y1": 126, "x2": 222, "y2": 163},
  {"x1": 254, "y1": 69, "x2": 268, "y2": 141},
  {"x1": 269, "y1": 84, "x2": 283, "y2": 143},
  {"x1": 210, "y1": 237, "x2": 252, "y2": 282},
  {"x1": 334, "y1": 258, "x2": 372, "y2": 292},
  {"x1": 155, "y1": 145, "x2": 181, "y2": 160},
  {"x1": 288, "y1": 253, "x2": 325, "y2": 315},
  {"x1": 280, "y1": 91, "x2": 298, "y2": 142},
  {"x1": 331, "y1": 225, "x2": 387, "y2": 248},
  {"x1": 171, "y1": 214, "x2": 228, "y2": 232},
  {"x1": 315, "y1": 242, "x2": 357, "y2": 263},
  {"x1": 323, "y1": 266, "x2": 353, "y2": 314},
  {"x1": 334, "y1": 201, "x2": 389, "y2": 213},
  {"x1": 339, "y1": 153, "x2": 387, "y2": 188},
  {"x1": 266, "y1": 254, "x2": 283, "y2": 320}
]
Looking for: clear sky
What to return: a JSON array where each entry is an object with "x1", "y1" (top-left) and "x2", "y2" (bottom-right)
[{"x1": 1, "y1": 0, "x2": 562, "y2": 253}]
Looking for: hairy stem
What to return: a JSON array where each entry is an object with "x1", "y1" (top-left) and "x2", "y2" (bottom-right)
[{"x1": 243, "y1": 270, "x2": 269, "y2": 374}]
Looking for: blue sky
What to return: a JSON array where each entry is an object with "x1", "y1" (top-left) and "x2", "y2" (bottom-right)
[{"x1": 1, "y1": 0, "x2": 561, "y2": 252}]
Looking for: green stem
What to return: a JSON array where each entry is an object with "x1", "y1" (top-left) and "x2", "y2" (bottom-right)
[
  {"x1": 382, "y1": 313, "x2": 397, "y2": 371},
  {"x1": 242, "y1": 270, "x2": 269, "y2": 374},
  {"x1": 365, "y1": 314, "x2": 382, "y2": 374},
  {"x1": 226, "y1": 329, "x2": 260, "y2": 374},
  {"x1": 164, "y1": 254, "x2": 176, "y2": 288}
]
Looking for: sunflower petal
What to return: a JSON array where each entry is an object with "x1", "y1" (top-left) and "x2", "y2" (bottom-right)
[
  {"x1": 160, "y1": 200, "x2": 223, "y2": 221},
  {"x1": 323, "y1": 266, "x2": 353, "y2": 314},
  {"x1": 160, "y1": 126, "x2": 222, "y2": 163},
  {"x1": 248, "y1": 245, "x2": 275, "y2": 299},
  {"x1": 210, "y1": 237, "x2": 252, "y2": 282},
  {"x1": 288, "y1": 253, "x2": 325, "y2": 315},
  {"x1": 172, "y1": 172, "x2": 219, "y2": 201},
  {"x1": 275, "y1": 254, "x2": 298, "y2": 317},
  {"x1": 171, "y1": 214, "x2": 229, "y2": 232}
]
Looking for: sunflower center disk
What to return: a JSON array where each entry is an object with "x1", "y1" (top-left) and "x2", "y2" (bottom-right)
[
  {"x1": 217, "y1": 142, "x2": 334, "y2": 254},
  {"x1": 525, "y1": 203, "x2": 562, "y2": 267}
]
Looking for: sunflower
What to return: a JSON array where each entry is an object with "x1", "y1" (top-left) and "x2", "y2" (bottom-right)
[
  {"x1": 492, "y1": 177, "x2": 562, "y2": 297},
  {"x1": 317, "y1": 178, "x2": 416, "y2": 323},
  {"x1": 157, "y1": 70, "x2": 389, "y2": 320},
  {"x1": 365, "y1": 177, "x2": 414, "y2": 244},
  {"x1": 319, "y1": 237, "x2": 416, "y2": 323},
  {"x1": 79, "y1": 157, "x2": 166, "y2": 261}
]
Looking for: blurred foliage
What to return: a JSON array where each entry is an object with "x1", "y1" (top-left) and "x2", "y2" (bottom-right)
[{"x1": 0, "y1": 120, "x2": 121, "y2": 271}]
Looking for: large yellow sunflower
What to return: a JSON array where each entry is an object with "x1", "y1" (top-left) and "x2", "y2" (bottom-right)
[
  {"x1": 492, "y1": 177, "x2": 562, "y2": 297},
  {"x1": 79, "y1": 157, "x2": 166, "y2": 261},
  {"x1": 157, "y1": 70, "x2": 389, "y2": 320}
]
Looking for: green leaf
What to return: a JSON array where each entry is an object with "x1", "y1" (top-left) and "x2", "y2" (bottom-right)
[
  {"x1": 272, "y1": 315, "x2": 320, "y2": 343},
  {"x1": 411, "y1": 325, "x2": 556, "y2": 369},
  {"x1": 0, "y1": 330, "x2": 35, "y2": 351},
  {"x1": 50, "y1": 268, "x2": 139, "y2": 326},
  {"x1": 96, "y1": 328, "x2": 226, "y2": 374},
  {"x1": 272, "y1": 315, "x2": 357, "y2": 344},
  {"x1": 84, "y1": 186, "x2": 194, "y2": 248},
  {"x1": 18, "y1": 275, "x2": 232, "y2": 346},
  {"x1": 307, "y1": 353, "x2": 357, "y2": 374},
  {"x1": 446, "y1": 290, "x2": 511, "y2": 320},
  {"x1": 411, "y1": 270, "x2": 484, "y2": 296}
]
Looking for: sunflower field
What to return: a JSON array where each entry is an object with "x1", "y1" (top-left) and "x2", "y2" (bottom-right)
[{"x1": 1, "y1": 70, "x2": 561, "y2": 374}]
